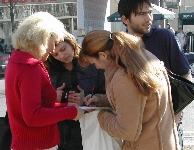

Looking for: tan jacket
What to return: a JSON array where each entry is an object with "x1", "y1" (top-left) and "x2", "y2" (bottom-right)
[{"x1": 98, "y1": 53, "x2": 179, "y2": 150}]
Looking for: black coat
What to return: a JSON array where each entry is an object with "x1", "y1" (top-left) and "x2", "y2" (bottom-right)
[{"x1": 48, "y1": 57, "x2": 106, "y2": 150}]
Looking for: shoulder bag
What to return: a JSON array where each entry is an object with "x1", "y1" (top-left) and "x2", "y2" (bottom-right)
[
  {"x1": 0, "y1": 112, "x2": 11, "y2": 150},
  {"x1": 167, "y1": 69, "x2": 194, "y2": 114}
]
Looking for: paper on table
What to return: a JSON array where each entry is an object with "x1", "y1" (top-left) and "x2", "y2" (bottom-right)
[{"x1": 79, "y1": 106, "x2": 112, "y2": 111}]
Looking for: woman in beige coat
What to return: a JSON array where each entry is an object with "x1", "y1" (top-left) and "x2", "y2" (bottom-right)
[{"x1": 81, "y1": 30, "x2": 179, "y2": 150}]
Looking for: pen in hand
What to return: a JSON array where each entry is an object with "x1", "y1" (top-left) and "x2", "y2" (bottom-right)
[{"x1": 91, "y1": 86, "x2": 96, "y2": 98}]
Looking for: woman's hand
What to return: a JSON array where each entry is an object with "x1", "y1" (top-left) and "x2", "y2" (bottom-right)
[
  {"x1": 74, "y1": 107, "x2": 85, "y2": 121},
  {"x1": 83, "y1": 94, "x2": 98, "y2": 106},
  {"x1": 68, "y1": 85, "x2": 85, "y2": 106},
  {"x1": 67, "y1": 102, "x2": 79, "y2": 107},
  {"x1": 84, "y1": 94, "x2": 110, "y2": 107},
  {"x1": 56, "y1": 83, "x2": 65, "y2": 102},
  {"x1": 67, "y1": 102, "x2": 85, "y2": 120}
]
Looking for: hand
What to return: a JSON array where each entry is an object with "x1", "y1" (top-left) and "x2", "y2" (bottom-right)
[
  {"x1": 74, "y1": 107, "x2": 85, "y2": 121},
  {"x1": 68, "y1": 85, "x2": 85, "y2": 106},
  {"x1": 56, "y1": 83, "x2": 65, "y2": 102},
  {"x1": 66, "y1": 102, "x2": 85, "y2": 120},
  {"x1": 67, "y1": 102, "x2": 79, "y2": 107},
  {"x1": 83, "y1": 94, "x2": 98, "y2": 106}
]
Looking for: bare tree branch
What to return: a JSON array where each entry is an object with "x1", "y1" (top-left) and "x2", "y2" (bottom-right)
[{"x1": 13, "y1": 0, "x2": 20, "y2": 8}]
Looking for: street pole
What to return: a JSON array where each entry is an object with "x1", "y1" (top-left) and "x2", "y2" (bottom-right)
[
  {"x1": 10, "y1": 0, "x2": 14, "y2": 33},
  {"x1": 1, "y1": 0, "x2": 17, "y2": 33}
]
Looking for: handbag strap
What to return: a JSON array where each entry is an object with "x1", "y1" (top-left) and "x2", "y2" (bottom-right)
[{"x1": 166, "y1": 68, "x2": 194, "y2": 85}]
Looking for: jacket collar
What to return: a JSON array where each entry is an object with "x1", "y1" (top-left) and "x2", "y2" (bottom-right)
[
  {"x1": 142, "y1": 28, "x2": 154, "y2": 39},
  {"x1": 8, "y1": 49, "x2": 41, "y2": 66},
  {"x1": 104, "y1": 61, "x2": 119, "y2": 83}
]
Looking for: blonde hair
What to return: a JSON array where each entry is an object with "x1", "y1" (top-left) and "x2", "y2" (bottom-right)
[
  {"x1": 12, "y1": 12, "x2": 66, "y2": 59},
  {"x1": 82, "y1": 30, "x2": 162, "y2": 96}
]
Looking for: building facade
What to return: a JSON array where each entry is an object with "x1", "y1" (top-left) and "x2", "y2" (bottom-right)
[
  {"x1": 0, "y1": 0, "x2": 108, "y2": 46},
  {"x1": 165, "y1": 0, "x2": 194, "y2": 33},
  {"x1": 109, "y1": 0, "x2": 194, "y2": 33},
  {"x1": 178, "y1": 0, "x2": 194, "y2": 32}
]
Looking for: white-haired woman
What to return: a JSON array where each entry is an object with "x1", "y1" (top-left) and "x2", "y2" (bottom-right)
[{"x1": 5, "y1": 12, "x2": 85, "y2": 150}]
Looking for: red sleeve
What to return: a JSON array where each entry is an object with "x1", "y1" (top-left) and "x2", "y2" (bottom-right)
[
  {"x1": 54, "y1": 102, "x2": 68, "y2": 108},
  {"x1": 18, "y1": 65, "x2": 77, "y2": 126}
]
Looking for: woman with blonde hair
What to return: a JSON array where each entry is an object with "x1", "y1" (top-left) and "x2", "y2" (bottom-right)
[
  {"x1": 5, "y1": 12, "x2": 85, "y2": 150},
  {"x1": 81, "y1": 30, "x2": 179, "y2": 150}
]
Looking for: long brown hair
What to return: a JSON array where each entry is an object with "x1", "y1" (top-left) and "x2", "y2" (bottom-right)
[
  {"x1": 45, "y1": 32, "x2": 81, "y2": 71},
  {"x1": 81, "y1": 30, "x2": 162, "y2": 96}
]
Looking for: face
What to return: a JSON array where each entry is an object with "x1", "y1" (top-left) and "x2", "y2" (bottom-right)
[
  {"x1": 41, "y1": 36, "x2": 63, "y2": 61},
  {"x1": 122, "y1": 2, "x2": 153, "y2": 37},
  {"x1": 84, "y1": 52, "x2": 111, "y2": 70},
  {"x1": 51, "y1": 41, "x2": 74, "y2": 64}
]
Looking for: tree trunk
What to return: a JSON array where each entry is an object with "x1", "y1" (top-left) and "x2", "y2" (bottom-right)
[{"x1": 10, "y1": 0, "x2": 14, "y2": 33}]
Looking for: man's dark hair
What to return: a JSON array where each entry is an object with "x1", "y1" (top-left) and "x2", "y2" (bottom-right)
[{"x1": 118, "y1": 0, "x2": 151, "y2": 19}]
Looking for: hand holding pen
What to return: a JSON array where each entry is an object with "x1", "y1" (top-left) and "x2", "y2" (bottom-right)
[
  {"x1": 83, "y1": 86, "x2": 97, "y2": 106},
  {"x1": 91, "y1": 86, "x2": 96, "y2": 98}
]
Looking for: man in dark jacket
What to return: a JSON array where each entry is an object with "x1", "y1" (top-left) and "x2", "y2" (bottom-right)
[{"x1": 118, "y1": 0, "x2": 192, "y2": 149}]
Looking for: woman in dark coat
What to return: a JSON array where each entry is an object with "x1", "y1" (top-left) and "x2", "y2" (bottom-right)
[{"x1": 45, "y1": 33, "x2": 106, "y2": 150}]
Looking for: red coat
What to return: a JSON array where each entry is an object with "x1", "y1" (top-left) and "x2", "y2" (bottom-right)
[{"x1": 5, "y1": 50, "x2": 77, "y2": 150}]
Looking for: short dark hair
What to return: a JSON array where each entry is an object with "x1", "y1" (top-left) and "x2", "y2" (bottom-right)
[{"x1": 118, "y1": 0, "x2": 151, "y2": 19}]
